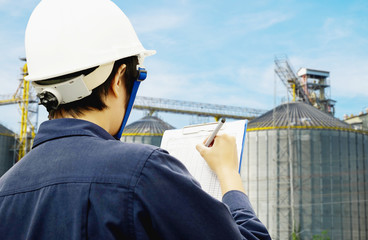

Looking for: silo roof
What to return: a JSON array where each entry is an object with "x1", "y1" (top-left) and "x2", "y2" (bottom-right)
[
  {"x1": 248, "y1": 102, "x2": 353, "y2": 131},
  {"x1": 0, "y1": 124, "x2": 15, "y2": 137},
  {"x1": 122, "y1": 116, "x2": 175, "y2": 136}
]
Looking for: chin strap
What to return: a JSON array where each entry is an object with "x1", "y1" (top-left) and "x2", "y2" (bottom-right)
[{"x1": 114, "y1": 66, "x2": 147, "y2": 140}]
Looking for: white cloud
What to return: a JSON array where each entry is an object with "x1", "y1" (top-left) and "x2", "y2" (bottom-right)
[
  {"x1": 130, "y1": 9, "x2": 189, "y2": 34},
  {"x1": 227, "y1": 10, "x2": 291, "y2": 33},
  {"x1": 330, "y1": 59, "x2": 368, "y2": 97},
  {"x1": 138, "y1": 57, "x2": 272, "y2": 114},
  {"x1": 0, "y1": 0, "x2": 10, "y2": 5},
  {"x1": 0, "y1": 0, "x2": 38, "y2": 17},
  {"x1": 319, "y1": 18, "x2": 354, "y2": 43}
]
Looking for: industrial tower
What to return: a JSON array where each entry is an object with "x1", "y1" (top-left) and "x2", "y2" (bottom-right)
[
  {"x1": 297, "y1": 68, "x2": 336, "y2": 115},
  {"x1": 274, "y1": 56, "x2": 335, "y2": 115}
]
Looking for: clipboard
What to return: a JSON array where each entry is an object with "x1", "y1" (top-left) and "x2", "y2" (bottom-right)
[{"x1": 160, "y1": 119, "x2": 248, "y2": 200}]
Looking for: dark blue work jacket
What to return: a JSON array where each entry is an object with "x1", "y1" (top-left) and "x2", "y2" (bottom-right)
[{"x1": 0, "y1": 119, "x2": 270, "y2": 240}]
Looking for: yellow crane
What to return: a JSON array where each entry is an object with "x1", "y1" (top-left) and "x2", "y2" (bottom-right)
[{"x1": 0, "y1": 60, "x2": 38, "y2": 161}]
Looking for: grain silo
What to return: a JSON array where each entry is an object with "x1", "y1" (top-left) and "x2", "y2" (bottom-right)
[
  {"x1": 0, "y1": 124, "x2": 16, "y2": 177},
  {"x1": 241, "y1": 102, "x2": 367, "y2": 240},
  {"x1": 121, "y1": 116, "x2": 175, "y2": 147}
]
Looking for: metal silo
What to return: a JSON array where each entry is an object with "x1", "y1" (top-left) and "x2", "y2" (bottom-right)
[
  {"x1": 241, "y1": 102, "x2": 368, "y2": 240},
  {"x1": 0, "y1": 124, "x2": 16, "y2": 177},
  {"x1": 121, "y1": 116, "x2": 175, "y2": 147}
]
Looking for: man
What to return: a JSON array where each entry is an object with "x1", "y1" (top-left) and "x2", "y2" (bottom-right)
[{"x1": 0, "y1": 0, "x2": 271, "y2": 239}]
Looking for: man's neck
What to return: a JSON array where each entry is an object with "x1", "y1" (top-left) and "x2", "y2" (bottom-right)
[{"x1": 54, "y1": 109, "x2": 118, "y2": 136}]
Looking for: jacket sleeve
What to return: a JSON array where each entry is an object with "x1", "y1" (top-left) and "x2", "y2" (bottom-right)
[
  {"x1": 133, "y1": 148, "x2": 271, "y2": 240},
  {"x1": 223, "y1": 191, "x2": 272, "y2": 240}
]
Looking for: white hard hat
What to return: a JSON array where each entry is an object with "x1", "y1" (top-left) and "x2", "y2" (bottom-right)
[{"x1": 25, "y1": 0, "x2": 155, "y2": 82}]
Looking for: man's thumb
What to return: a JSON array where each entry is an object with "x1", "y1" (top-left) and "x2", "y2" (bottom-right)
[{"x1": 196, "y1": 144, "x2": 207, "y2": 157}]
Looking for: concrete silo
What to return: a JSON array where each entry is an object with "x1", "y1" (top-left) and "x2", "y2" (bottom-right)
[
  {"x1": 0, "y1": 124, "x2": 16, "y2": 177},
  {"x1": 241, "y1": 102, "x2": 367, "y2": 240},
  {"x1": 121, "y1": 116, "x2": 175, "y2": 147}
]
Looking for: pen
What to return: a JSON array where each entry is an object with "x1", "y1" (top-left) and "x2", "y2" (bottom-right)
[{"x1": 205, "y1": 118, "x2": 226, "y2": 147}]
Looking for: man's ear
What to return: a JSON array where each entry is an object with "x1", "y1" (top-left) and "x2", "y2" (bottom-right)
[{"x1": 110, "y1": 64, "x2": 126, "y2": 98}]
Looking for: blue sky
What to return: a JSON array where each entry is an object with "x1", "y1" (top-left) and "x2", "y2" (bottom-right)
[{"x1": 1, "y1": 0, "x2": 367, "y2": 132}]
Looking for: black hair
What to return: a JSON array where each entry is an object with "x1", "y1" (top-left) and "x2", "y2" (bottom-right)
[{"x1": 47, "y1": 56, "x2": 138, "y2": 119}]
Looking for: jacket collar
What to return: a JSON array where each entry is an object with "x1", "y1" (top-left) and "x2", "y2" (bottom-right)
[{"x1": 33, "y1": 118, "x2": 115, "y2": 148}]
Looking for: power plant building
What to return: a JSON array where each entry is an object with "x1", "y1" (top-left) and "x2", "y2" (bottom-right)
[
  {"x1": 242, "y1": 102, "x2": 368, "y2": 240},
  {"x1": 2, "y1": 90, "x2": 368, "y2": 240}
]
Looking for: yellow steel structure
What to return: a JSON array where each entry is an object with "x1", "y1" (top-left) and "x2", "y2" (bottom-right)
[
  {"x1": 0, "y1": 61, "x2": 37, "y2": 161},
  {"x1": 0, "y1": 95, "x2": 21, "y2": 105},
  {"x1": 18, "y1": 63, "x2": 33, "y2": 160}
]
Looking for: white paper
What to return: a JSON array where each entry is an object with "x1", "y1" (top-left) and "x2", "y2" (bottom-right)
[{"x1": 160, "y1": 120, "x2": 247, "y2": 201}]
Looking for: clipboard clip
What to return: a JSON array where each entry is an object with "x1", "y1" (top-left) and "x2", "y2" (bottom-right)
[{"x1": 182, "y1": 122, "x2": 226, "y2": 135}]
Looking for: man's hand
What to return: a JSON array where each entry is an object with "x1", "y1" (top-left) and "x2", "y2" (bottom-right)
[{"x1": 196, "y1": 134, "x2": 245, "y2": 196}]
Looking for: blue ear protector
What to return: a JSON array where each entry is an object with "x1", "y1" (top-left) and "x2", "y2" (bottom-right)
[{"x1": 114, "y1": 66, "x2": 147, "y2": 140}]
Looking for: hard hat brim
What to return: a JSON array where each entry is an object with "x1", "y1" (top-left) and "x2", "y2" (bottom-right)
[{"x1": 25, "y1": 49, "x2": 156, "y2": 82}]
